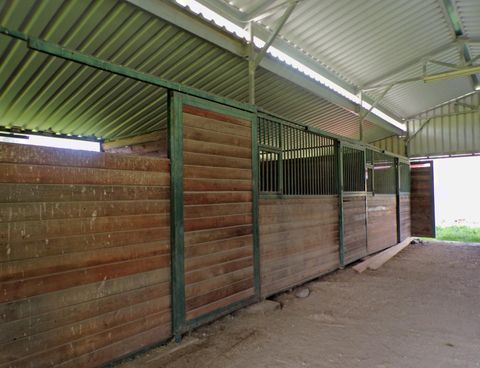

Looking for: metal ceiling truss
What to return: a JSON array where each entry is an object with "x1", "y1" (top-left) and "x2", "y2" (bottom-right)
[
  {"x1": 139, "y1": 0, "x2": 404, "y2": 134},
  {"x1": 247, "y1": 1, "x2": 298, "y2": 103},
  {"x1": 363, "y1": 0, "x2": 480, "y2": 92}
]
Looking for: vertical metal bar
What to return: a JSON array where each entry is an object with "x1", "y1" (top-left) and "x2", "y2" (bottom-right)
[
  {"x1": 278, "y1": 122, "x2": 284, "y2": 194},
  {"x1": 395, "y1": 157, "x2": 401, "y2": 243},
  {"x1": 248, "y1": 22, "x2": 256, "y2": 105},
  {"x1": 359, "y1": 91, "x2": 364, "y2": 142},
  {"x1": 313, "y1": 135, "x2": 320, "y2": 195},
  {"x1": 251, "y1": 113, "x2": 261, "y2": 300},
  {"x1": 336, "y1": 140, "x2": 345, "y2": 267},
  {"x1": 169, "y1": 91, "x2": 186, "y2": 341},
  {"x1": 301, "y1": 131, "x2": 305, "y2": 195},
  {"x1": 294, "y1": 128, "x2": 298, "y2": 195}
]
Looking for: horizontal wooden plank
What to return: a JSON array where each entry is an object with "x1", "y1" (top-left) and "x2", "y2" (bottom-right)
[
  {"x1": 185, "y1": 245, "x2": 252, "y2": 272},
  {"x1": 184, "y1": 203, "x2": 252, "y2": 219},
  {"x1": 185, "y1": 266, "x2": 253, "y2": 300},
  {"x1": 183, "y1": 126, "x2": 251, "y2": 149},
  {"x1": 0, "y1": 142, "x2": 169, "y2": 172},
  {"x1": 186, "y1": 287, "x2": 254, "y2": 321},
  {"x1": 183, "y1": 106, "x2": 251, "y2": 128},
  {"x1": 1, "y1": 226, "x2": 170, "y2": 262},
  {"x1": 0, "y1": 240, "x2": 170, "y2": 282},
  {"x1": 0, "y1": 255, "x2": 170, "y2": 303},
  {"x1": 1, "y1": 213, "x2": 169, "y2": 242},
  {"x1": 184, "y1": 112, "x2": 251, "y2": 138},
  {"x1": 0, "y1": 200, "x2": 169, "y2": 223},
  {"x1": 184, "y1": 178, "x2": 251, "y2": 192},
  {"x1": 184, "y1": 214, "x2": 252, "y2": 232},
  {"x1": 184, "y1": 151, "x2": 251, "y2": 169},
  {"x1": 102, "y1": 130, "x2": 167, "y2": 150},
  {"x1": 0, "y1": 296, "x2": 171, "y2": 365},
  {"x1": 183, "y1": 138, "x2": 251, "y2": 160},
  {"x1": 184, "y1": 225, "x2": 252, "y2": 246},
  {"x1": 0, "y1": 268, "x2": 170, "y2": 323},
  {"x1": 185, "y1": 256, "x2": 253, "y2": 286},
  {"x1": 185, "y1": 234, "x2": 252, "y2": 258},
  {"x1": 184, "y1": 165, "x2": 252, "y2": 181},
  {"x1": 57, "y1": 323, "x2": 171, "y2": 368},
  {"x1": 0, "y1": 184, "x2": 169, "y2": 203},
  {"x1": 7, "y1": 309, "x2": 171, "y2": 368},
  {"x1": 104, "y1": 139, "x2": 168, "y2": 157},
  {"x1": 186, "y1": 277, "x2": 253, "y2": 312},
  {"x1": 0, "y1": 163, "x2": 169, "y2": 186},
  {"x1": 1, "y1": 280, "x2": 170, "y2": 346},
  {"x1": 184, "y1": 191, "x2": 252, "y2": 205}
]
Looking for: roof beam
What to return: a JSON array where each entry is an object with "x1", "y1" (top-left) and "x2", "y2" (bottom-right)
[
  {"x1": 127, "y1": 0, "x2": 404, "y2": 134},
  {"x1": 439, "y1": 0, "x2": 479, "y2": 89},
  {"x1": 252, "y1": 1, "x2": 297, "y2": 70},
  {"x1": 362, "y1": 42, "x2": 455, "y2": 89}
]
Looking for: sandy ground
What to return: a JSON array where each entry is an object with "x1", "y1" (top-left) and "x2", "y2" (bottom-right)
[{"x1": 116, "y1": 241, "x2": 480, "y2": 368}]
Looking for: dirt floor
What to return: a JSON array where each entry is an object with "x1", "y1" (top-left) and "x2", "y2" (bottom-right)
[{"x1": 116, "y1": 241, "x2": 480, "y2": 368}]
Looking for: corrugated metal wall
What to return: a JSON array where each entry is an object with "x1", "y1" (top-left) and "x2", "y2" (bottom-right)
[
  {"x1": 371, "y1": 91, "x2": 480, "y2": 158},
  {"x1": 370, "y1": 135, "x2": 406, "y2": 157},
  {"x1": 406, "y1": 92, "x2": 480, "y2": 157}
]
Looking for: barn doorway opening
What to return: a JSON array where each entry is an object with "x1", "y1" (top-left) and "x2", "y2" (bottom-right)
[{"x1": 434, "y1": 156, "x2": 480, "y2": 243}]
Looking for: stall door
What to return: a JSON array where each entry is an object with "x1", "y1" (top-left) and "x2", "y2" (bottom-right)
[
  {"x1": 411, "y1": 161, "x2": 436, "y2": 237},
  {"x1": 170, "y1": 92, "x2": 259, "y2": 337}
]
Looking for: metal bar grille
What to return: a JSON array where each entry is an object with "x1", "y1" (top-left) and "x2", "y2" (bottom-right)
[
  {"x1": 371, "y1": 149, "x2": 396, "y2": 194},
  {"x1": 258, "y1": 116, "x2": 337, "y2": 195},
  {"x1": 342, "y1": 146, "x2": 365, "y2": 192}
]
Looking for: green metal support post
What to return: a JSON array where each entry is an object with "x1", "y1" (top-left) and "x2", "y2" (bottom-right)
[
  {"x1": 395, "y1": 158, "x2": 401, "y2": 243},
  {"x1": 336, "y1": 141, "x2": 345, "y2": 267},
  {"x1": 169, "y1": 92, "x2": 186, "y2": 341}
]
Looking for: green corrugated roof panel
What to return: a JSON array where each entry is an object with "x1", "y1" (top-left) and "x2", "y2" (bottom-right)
[{"x1": 0, "y1": 0, "x2": 391, "y2": 141}]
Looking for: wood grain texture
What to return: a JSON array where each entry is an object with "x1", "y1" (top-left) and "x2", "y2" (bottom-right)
[
  {"x1": 0, "y1": 142, "x2": 171, "y2": 368},
  {"x1": 259, "y1": 196, "x2": 339, "y2": 298},
  {"x1": 343, "y1": 195, "x2": 367, "y2": 265},
  {"x1": 182, "y1": 107, "x2": 254, "y2": 322},
  {"x1": 102, "y1": 130, "x2": 168, "y2": 157},
  {"x1": 411, "y1": 163, "x2": 435, "y2": 237},
  {"x1": 367, "y1": 194, "x2": 397, "y2": 254}
]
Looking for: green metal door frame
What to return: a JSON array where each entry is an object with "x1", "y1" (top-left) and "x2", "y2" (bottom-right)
[
  {"x1": 169, "y1": 92, "x2": 260, "y2": 340},
  {"x1": 395, "y1": 157, "x2": 401, "y2": 242},
  {"x1": 336, "y1": 141, "x2": 345, "y2": 267}
]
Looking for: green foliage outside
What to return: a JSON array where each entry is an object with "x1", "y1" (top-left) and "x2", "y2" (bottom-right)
[{"x1": 436, "y1": 226, "x2": 480, "y2": 243}]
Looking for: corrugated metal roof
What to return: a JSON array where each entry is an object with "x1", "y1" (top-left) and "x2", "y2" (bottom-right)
[
  {"x1": 457, "y1": 0, "x2": 480, "y2": 81},
  {"x1": 214, "y1": 0, "x2": 478, "y2": 117},
  {"x1": 0, "y1": 0, "x2": 390, "y2": 141}
]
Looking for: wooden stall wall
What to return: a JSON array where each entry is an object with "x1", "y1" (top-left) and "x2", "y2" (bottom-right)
[
  {"x1": 0, "y1": 143, "x2": 171, "y2": 367},
  {"x1": 399, "y1": 194, "x2": 411, "y2": 241},
  {"x1": 367, "y1": 194, "x2": 398, "y2": 254},
  {"x1": 182, "y1": 105, "x2": 255, "y2": 322},
  {"x1": 343, "y1": 195, "x2": 367, "y2": 265},
  {"x1": 102, "y1": 130, "x2": 168, "y2": 157},
  {"x1": 259, "y1": 196, "x2": 339, "y2": 298},
  {"x1": 411, "y1": 162, "x2": 436, "y2": 238}
]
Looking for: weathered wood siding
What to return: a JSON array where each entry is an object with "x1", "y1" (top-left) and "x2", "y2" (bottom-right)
[
  {"x1": 102, "y1": 130, "x2": 168, "y2": 157},
  {"x1": 399, "y1": 194, "x2": 411, "y2": 241},
  {"x1": 411, "y1": 162, "x2": 436, "y2": 237},
  {"x1": 367, "y1": 194, "x2": 397, "y2": 254},
  {"x1": 343, "y1": 195, "x2": 367, "y2": 264},
  {"x1": 182, "y1": 105, "x2": 255, "y2": 321},
  {"x1": 0, "y1": 143, "x2": 171, "y2": 367},
  {"x1": 259, "y1": 196, "x2": 339, "y2": 298}
]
